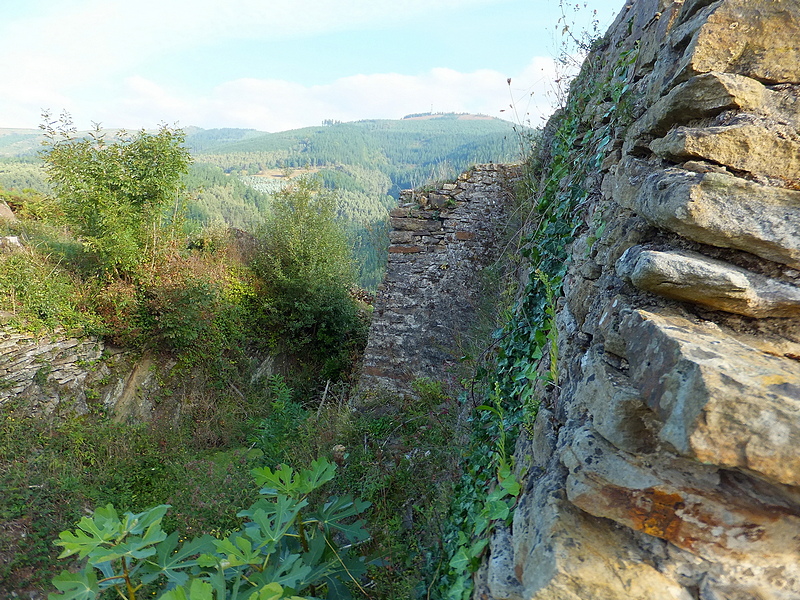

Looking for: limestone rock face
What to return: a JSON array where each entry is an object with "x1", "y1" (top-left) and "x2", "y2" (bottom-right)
[
  {"x1": 506, "y1": 467, "x2": 695, "y2": 600},
  {"x1": 624, "y1": 72, "x2": 767, "y2": 152},
  {"x1": 473, "y1": 0, "x2": 800, "y2": 598},
  {"x1": 564, "y1": 427, "x2": 800, "y2": 597},
  {"x1": 0, "y1": 200, "x2": 16, "y2": 222},
  {"x1": 675, "y1": 0, "x2": 800, "y2": 85}
]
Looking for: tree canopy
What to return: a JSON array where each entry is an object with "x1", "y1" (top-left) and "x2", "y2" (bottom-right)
[{"x1": 40, "y1": 114, "x2": 191, "y2": 275}]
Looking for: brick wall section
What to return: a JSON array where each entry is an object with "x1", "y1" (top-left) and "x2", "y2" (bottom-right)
[{"x1": 358, "y1": 163, "x2": 521, "y2": 397}]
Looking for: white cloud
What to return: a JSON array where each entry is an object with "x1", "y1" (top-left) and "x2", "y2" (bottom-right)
[
  {"x1": 0, "y1": 0, "x2": 509, "y2": 128},
  {"x1": 1, "y1": 0, "x2": 498, "y2": 85},
  {"x1": 76, "y1": 57, "x2": 563, "y2": 132}
]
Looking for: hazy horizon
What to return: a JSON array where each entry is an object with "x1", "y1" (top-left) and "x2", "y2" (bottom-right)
[{"x1": 1, "y1": 0, "x2": 622, "y2": 132}]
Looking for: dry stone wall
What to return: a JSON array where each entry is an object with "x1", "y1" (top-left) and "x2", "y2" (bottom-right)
[
  {"x1": 0, "y1": 329, "x2": 105, "y2": 415},
  {"x1": 358, "y1": 164, "x2": 521, "y2": 397},
  {"x1": 480, "y1": 1, "x2": 800, "y2": 599},
  {"x1": 0, "y1": 328, "x2": 161, "y2": 422}
]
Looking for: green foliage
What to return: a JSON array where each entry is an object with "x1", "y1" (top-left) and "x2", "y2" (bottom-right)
[
  {"x1": 0, "y1": 403, "x2": 257, "y2": 593},
  {"x1": 427, "y1": 42, "x2": 640, "y2": 600},
  {"x1": 251, "y1": 178, "x2": 366, "y2": 379},
  {"x1": 182, "y1": 163, "x2": 272, "y2": 230},
  {"x1": 0, "y1": 246, "x2": 101, "y2": 333},
  {"x1": 247, "y1": 375, "x2": 308, "y2": 465},
  {"x1": 0, "y1": 157, "x2": 50, "y2": 196},
  {"x1": 40, "y1": 113, "x2": 191, "y2": 275},
  {"x1": 49, "y1": 458, "x2": 372, "y2": 600}
]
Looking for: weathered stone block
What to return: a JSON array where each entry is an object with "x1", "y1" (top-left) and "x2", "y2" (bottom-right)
[
  {"x1": 564, "y1": 426, "x2": 800, "y2": 593},
  {"x1": 510, "y1": 466, "x2": 694, "y2": 600},
  {"x1": 387, "y1": 245, "x2": 423, "y2": 254},
  {"x1": 621, "y1": 309, "x2": 800, "y2": 486},
  {"x1": 389, "y1": 217, "x2": 442, "y2": 232},
  {"x1": 625, "y1": 72, "x2": 766, "y2": 150},
  {"x1": 575, "y1": 346, "x2": 658, "y2": 454},
  {"x1": 677, "y1": 0, "x2": 800, "y2": 85},
  {"x1": 615, "y1": 159, "x2": 800, "y2": 267},
  {"x1": 650, "y1": 123, "x2": 800, "y2": 181},
  {"x1": 617, "y1": 247, "x2": 800, "y2": 317}
]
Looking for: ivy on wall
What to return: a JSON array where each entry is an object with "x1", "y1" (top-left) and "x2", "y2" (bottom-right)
[{"x1": 427, "y1": 42, "x2": 639, "y2": 600}]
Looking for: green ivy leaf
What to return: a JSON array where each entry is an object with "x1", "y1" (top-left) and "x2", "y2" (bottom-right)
[{"x1": 448, "y1": 547, "x2": 469, "y2": 571}]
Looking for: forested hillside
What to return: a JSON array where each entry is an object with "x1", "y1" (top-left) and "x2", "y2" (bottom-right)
[{"x1": 0, "y1": 114, "x2": 525, "y2": 289}]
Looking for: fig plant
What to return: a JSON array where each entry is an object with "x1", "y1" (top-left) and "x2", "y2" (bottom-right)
[{"x1": 50, "y1": 458, "x2": 372, "y2": 600}]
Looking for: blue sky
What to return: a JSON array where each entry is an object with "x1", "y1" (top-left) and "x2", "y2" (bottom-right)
[{"x1": 0, "y1": 0, "x2": 623, "y2": 132}]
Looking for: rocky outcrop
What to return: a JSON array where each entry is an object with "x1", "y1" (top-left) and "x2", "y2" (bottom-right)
[
  {"x1": 358, "y1": 164, "x2": 520, "y2": 397},
  {"x1": 479, "y1": 0, "x2": 800, "y2": 599},
  {"x1": 0, "y1": 328, "x2": 162, "y2": 421}
]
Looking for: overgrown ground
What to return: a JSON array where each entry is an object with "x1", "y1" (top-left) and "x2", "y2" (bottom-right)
[
  {"x1": 0, "y1": 166, "x2": 471, "y2": 598},
  {"x1": 0, "y1": 113, "x2": 549, "y2": 598}
]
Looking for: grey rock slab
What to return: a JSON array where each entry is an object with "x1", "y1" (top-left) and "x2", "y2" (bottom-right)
[
  {"x1": 563, "y1": 426, "x2": 800, "y2": 595},
  {"x1": 510, "y1": 467, "x2": 694, "y2": 600},
  {"x1": 650, "y1": 123, "x2": 800, "y2": 181},
  {"x1": 621, "y1": 309, "x2": 800, "y2": 486},
  {"x1": 617, "y1": 247, "x2": 800, "y2": 317},
  {"x1": 614, "y1": 159, "x2": 800, "y2": 268},
  {"x1": 625, "y1": 72, "x2": 767, "y2": 152}
]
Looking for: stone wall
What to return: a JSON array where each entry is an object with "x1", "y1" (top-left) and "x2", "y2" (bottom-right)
[
  {"x1": 0, "y1": 328, "x2": 161, "y2": 422},
  {"x1": 481, "y1": 1, "x2": 800, "y2": 599},
  {"x1": 358, "y1": 163, "x2": 521, "y2": 397},
  {"x1": 0, "y1": 328, "x2": 105, "y2": 415}
]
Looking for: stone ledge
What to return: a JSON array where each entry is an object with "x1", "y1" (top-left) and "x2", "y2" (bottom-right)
[
  {"x1": 616, "y1": 246, "x2": 800, "y2": 317},
  {"x1": 614, "y1": 158, "x2": 800, "y2": 268}
]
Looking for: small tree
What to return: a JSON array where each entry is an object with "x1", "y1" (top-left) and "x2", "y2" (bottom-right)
[
  {"x1": 40, "y1": 112, "x2": 191, "y2": 275},
  {"x1": 252, "y1": 177, "x2": 364, "y2": 377}
]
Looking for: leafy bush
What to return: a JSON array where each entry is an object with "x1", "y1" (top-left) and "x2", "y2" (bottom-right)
[
  {"x1": 40, "y1": 113, "x2": 191, "y2": 276},
  {"x1": 50, "y1": 458, "x2": 373, "y2": 600},
  {"x1": 247, "y1": 375, "x2": 308, "y2": 465},
  {"x1": 0, "y1": 248, "x2": 100, "y2": 333},
  {"x1": 251, "y1": 177, "x2": 366, "y2": 379}
]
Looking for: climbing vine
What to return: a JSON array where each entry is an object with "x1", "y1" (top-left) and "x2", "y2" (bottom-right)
[{"x1": 427, "y1": 42, "x2": 639, "y2": 599}]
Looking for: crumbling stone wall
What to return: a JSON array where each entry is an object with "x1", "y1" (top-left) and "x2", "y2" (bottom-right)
[
  {"x1": 358, "y1": 164, "x2": 520, "y2": 396},
  {"x1": 480, "y1": 1, "x2": 800, "y2": 599},
  {"x1": 0, "y1": 328, "x2": 161, "y2": 422},
  {"x1": 0, "y1": 329, "x2": 105, "y2": 414}
]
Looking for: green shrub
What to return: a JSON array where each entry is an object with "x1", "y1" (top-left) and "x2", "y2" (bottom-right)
[
  {"x1": 251, "y1": 177, "x2": 367, "y2": 379},
  {"x1": 40, "y1": 114, "x2": 191, "y2": 276},
  {"x1": 49, "y1": 458, "x2": 373, "y2": 600},
  {"x1": 0, "y1": 249, "x2": 100, "y2": 333}
]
